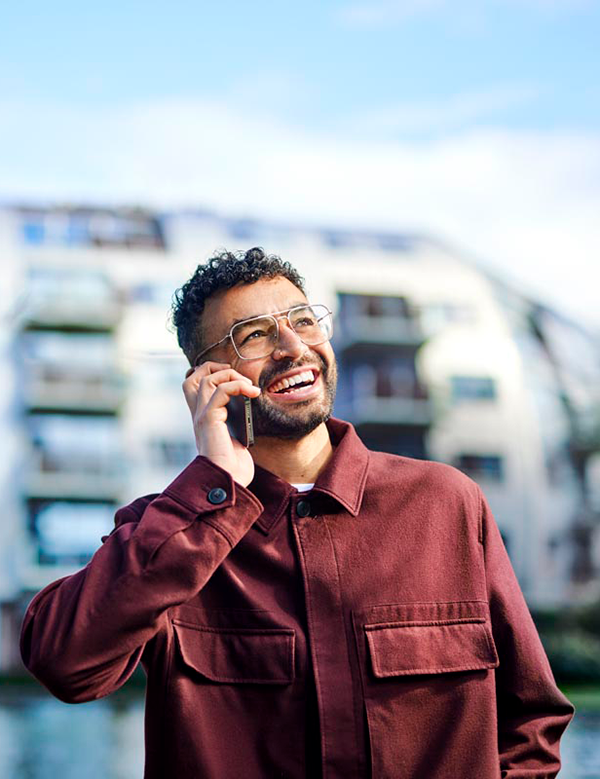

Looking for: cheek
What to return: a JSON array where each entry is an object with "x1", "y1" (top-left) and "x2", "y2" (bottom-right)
[
  {"x1": 317, "y1": 343, "x2": 336, "y2": 370},
  {"x1": 231, "y1": 356, "x2": 263, "y2": 385}
]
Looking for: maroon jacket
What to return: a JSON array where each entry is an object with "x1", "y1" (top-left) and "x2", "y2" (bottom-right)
[{"x1": 21, "y1": 419, "x2": 573, "y2": 778}]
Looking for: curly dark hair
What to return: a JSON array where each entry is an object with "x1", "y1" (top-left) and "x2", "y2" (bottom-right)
[{"x1": 171, "y1": 247, "x2": 306, "y2": 365}]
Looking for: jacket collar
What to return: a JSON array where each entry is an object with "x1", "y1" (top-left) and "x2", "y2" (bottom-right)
[{"x1": 249, "y1": 418, "x2": 370, "y2": 535}]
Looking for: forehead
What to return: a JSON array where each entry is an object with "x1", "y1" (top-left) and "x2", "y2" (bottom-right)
[{"x1": 202, "y1": 277, "x2": 308, "y2": 342}]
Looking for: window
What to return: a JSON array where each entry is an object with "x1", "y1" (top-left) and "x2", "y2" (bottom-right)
[
  {"x1": 364, "y1": 295, "x2": 410, "y2": 318},
  {"x1": 451, "y1": 376, "x2": 497, "y2": 401},
  {"x1": 150, "y1": 438, "x2": 196, "y2": 468},
  {"x1": 419, "y1": 302, "x2": 477, "y2": 331},
  {"x1": 28, "y1": 267, "x2": 114, "y2": 307},
  {"x1": 32, "y1": 501, "x2": 115, "y2": 565},
  {"x1": 338, "y1": 293, "x2": 412, "y2": 321},
  {"x1": 29, "y1": 415, "x2": 121, "y2": 474},
  {"x1": 456, "y1": 454, "x2": 504, "y2": 482},
  {"x1": 376, "y1": 234, "x2": 415, "y2": 253},
  {"x1": 22, "y1": 214, "x2": 46, "y2": 245},
  {"x1": 20, "y1": 208, "x2": 164, "y2": 249},
  {"x1": 352, "y1": 359, "x2": 423, "y2": 400},
  {"x1": 22, "y1": 331, "x2": 114, "y2": 368}
]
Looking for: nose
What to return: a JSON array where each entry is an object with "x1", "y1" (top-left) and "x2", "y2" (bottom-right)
[{"x1": 273, "y1": 319, "x2": 306, "y2": 361}]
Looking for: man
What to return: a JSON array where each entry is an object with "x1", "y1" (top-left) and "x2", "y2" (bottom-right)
[{"x1": 21, "y1": 248, "x2": 573, "y2": 778}]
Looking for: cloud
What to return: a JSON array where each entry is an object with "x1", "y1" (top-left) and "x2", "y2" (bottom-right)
[
  {"x1": 335, "y1": 0, "x2": 595, "y2": 28},
  {"x1": 1, "y1": 96, "x2": 599, "y2": 330},
  {"x1": 335, "y1": 0, "x2": 444, "y2": 27},
  {"x1": 345, "y1": 85, "x2": 540, "y2": 135}
]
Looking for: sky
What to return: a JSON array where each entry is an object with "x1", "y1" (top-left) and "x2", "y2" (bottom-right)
[{"x1": 1, "y1": 0, "x2": 600, "y2": 330}]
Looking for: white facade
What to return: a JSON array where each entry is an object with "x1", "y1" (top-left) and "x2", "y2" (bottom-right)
[{"x1": 0, "y1": 204, "x2": 598, "y2": 668}]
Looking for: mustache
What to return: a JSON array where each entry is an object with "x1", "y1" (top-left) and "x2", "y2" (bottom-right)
[{"x1": 259, "y1": 354, "x2": 328, "y2": 390}]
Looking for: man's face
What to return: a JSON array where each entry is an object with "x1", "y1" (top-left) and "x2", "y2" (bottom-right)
[{"x1": 201, "y1": 277, "x2": 337, "y2": 440}]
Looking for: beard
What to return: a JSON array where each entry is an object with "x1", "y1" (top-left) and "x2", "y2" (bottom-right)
[{"x1": 251, "y1": 352, "x2": 338, "y2": 440}]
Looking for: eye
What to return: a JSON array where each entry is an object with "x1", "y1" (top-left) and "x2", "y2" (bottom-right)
[
  {"x1": 291, "y1": 313, "x2": 316, "y2": 328},
  {"x1": 242, "y1": 329, "x2": 269, "y2": 344}
]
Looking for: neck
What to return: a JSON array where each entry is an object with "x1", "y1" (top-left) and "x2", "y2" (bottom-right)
[{"x1": 250, "y1": 422, "x2": 333, "y2": 484}]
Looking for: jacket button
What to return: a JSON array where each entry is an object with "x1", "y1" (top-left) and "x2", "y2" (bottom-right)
[
  {"x1": 207, "y1": 487, "x2": 227, "y2": 505},
  {"x1": 296, "y1": 500, "x2": 311, "y2": 517}
]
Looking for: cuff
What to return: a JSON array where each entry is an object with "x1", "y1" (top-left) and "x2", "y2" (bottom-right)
[{"x1": 162, "y1": 456, "x2": 264, "y2": 542}]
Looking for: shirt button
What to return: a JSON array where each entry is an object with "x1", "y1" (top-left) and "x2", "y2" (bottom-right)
[
  {"x1": 207, "y1": 487, "x2": 228, "y2": 505},
  {"x1": 296, "y1": 500, "x2": 311, "y2": 518}
]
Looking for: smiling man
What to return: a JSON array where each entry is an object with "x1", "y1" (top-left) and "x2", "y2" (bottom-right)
[{"x1": 21, "y1": 248, "x2": 573, "y2": 778}]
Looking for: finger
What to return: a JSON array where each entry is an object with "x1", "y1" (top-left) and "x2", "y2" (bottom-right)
[
  {"x1": 202, "y1": 380, "x2": 261, "y2": 417},
  {"x1": 183, "y1": 366, "x2": 244, "y2": 400},
  {"x1": 195, "y1": 369, "x2": 255, "y2": 406},
  {"x1": 184, "y1": 360, "x2": 230, "y2": 381},
  {"x1": 183, "y1": 370, "x2": 257, "y2": 414}
]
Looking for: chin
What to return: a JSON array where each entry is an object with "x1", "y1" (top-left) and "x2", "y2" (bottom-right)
[{"x1": 252, "y1": 398, "x2": 333, "y2": 440}]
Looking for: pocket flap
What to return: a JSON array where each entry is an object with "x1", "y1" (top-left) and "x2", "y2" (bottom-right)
[
  {"x1": 173, "y1": 620, "x2": 295, "y2": 684},
  {"x1": 365, "y1": 618, "x2": 499, "y2": 677}
]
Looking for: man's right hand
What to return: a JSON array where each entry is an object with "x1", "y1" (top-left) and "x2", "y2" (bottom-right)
[{"x1": 182, "y1": 362, "x2": 261, "y2": 488}]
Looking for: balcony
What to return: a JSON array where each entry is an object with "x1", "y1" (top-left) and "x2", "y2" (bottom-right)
[
  {"x1": 24, "y1": 298, "x2": 121, "y2": 332},
  {"x1": 335, "y1": 316, "x2": 425, "y2": 354},
  {"x1": 24, "y1": 269, "x2": 121, "y2": 331},
  {"x1": 25, "y1": 446, "x2": 125, "y2": 501},
  {"x1": 24, "y1": 368, "x2": 125, "y2": 413},
  {"x1": 338, "y1": 394, "x2": 431, "y2": 427}
]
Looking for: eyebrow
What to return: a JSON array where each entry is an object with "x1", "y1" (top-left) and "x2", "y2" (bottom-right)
[{"x1": 225, "y1": 301, "x2": 309, "y2": 330}]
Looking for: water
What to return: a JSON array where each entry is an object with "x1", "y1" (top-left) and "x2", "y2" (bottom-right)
[
  {"x1": 0, "y1": 687, "x2": 144, "y2": 779},
  {"x1": 0, "y1": 687, "x2": 598, "y2": 778}
]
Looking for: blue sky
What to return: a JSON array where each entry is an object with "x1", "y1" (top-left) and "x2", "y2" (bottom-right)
[{"x1": 2, "y1": 1, "x2": 600, "y2": 327}]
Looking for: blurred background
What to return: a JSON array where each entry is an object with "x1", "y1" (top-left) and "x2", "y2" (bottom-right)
[{"x1": 1, "y1": 2, "x2": 600, "y2": 777}]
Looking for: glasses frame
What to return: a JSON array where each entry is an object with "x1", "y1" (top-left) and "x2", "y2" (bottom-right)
[{"x1": 193, "y1": 303, "x2": 333, "y2": 366}]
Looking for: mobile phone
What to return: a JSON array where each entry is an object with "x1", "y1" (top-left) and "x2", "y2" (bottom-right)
[{"x1": 228, "y1": 395, "x2": 255, "y2": 448}]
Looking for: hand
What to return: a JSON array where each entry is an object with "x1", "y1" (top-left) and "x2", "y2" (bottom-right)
[{"x1": 182, "y1": 361, "x2": 261, "y2": 487}]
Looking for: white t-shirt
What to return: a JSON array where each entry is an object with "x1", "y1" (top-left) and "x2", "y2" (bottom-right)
[{"x1": 291, "y1": 483, "x2": 314, "y2": 493}]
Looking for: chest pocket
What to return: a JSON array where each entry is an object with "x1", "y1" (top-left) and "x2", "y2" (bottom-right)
[
  {"x1": 354, "y1": 601, "x2": 501, "y2": 779},
  {"x1": 365, "y1": 617, "x2": 498, "y2": 677},
  {"x1": 172, "y1": 619, "x2": 295, "y2": 684}
]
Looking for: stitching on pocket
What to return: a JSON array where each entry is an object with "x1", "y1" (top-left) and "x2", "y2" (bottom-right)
[{"x1": 365, "y1": 617, "x2": 486, "y2": 631}]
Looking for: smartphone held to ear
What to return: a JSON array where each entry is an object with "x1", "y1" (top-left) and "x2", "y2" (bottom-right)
[{"x1": 228, "y1": 395, "x2": 255, "y2": 447}]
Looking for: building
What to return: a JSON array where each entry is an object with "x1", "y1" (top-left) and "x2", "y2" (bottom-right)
[{"x1": 0, "y1": 203, "x2": 598, "y2": 670}]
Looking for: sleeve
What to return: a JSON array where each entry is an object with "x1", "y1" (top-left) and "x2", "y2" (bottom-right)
[
  {"x1": 479, "y1": 487, "x2": 575, "y2": 778},
  {"x1": 20, "y1": 456, "x2": 264, "y2": 704}
]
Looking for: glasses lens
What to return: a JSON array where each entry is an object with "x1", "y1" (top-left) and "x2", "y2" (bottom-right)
[
  {"x1": 231, "y1": 305, "x2": 333, "y2": 359},
  {"x1": 232, "y1": 316, "x2": 278, "y2": 359},
  {"x1": 290, "y1": 305, "x2": 333, "y2": 344}
]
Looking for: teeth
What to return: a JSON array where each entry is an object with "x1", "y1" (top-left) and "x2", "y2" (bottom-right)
[{"x1": 270, "y1": 370, "x2": 315, "y2": 393}]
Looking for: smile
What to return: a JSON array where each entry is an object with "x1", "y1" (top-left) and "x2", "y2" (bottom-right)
[
  {"x1": 265, "y1": 368, "x2": 322, "y2": 401},
  {"x1": 269, "y1": 369, "x2": 317, "y2": 394}
]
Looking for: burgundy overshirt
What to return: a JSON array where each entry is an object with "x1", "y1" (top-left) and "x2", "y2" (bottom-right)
[{"x1": 21, "y1": 418, "x2": 574, "y2": 778}]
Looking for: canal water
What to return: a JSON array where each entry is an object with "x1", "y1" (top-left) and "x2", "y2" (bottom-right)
[{"x1": 0, "y1": 687, "x2": 598, "y2": 778}]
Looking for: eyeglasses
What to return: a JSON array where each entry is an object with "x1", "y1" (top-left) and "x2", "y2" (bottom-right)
[{"x1": 194, "y1": 303, "x2": 333, "y2": 365}]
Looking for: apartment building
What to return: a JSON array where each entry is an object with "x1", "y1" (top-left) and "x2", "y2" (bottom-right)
[{"x1": 0, "y1": 204, "x2": 598, "y2": 669}]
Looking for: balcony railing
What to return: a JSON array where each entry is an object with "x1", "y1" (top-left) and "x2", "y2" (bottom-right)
[
  {"x1": 25, "y1": 453, "x2": 125, "y2": 500},
  {"x1": 335, "y1": 316, "x2": 424, "y2": 350},
  {"x1": 339, "y1": 394, "x2": 432, "y2": 427},
  {"x1": 24, "y1": 297, "x2": 121, "y2": 331},
  {"x1": 24, "y1": 371, "x2": 125, "y2": 412}
]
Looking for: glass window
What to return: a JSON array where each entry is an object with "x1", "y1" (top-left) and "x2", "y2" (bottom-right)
[
  {"x1": 29, "y1": 415, "x2": 120, "y2": 473},
  {"x1": 456, "y1": 454, "x2": 504, "y2": 482},
  {"x1": 33, "y1": 502, "x2": 115, "y2": 563},
  {"x1": 28, "y1": 267, "x2": 113, "y2": 306},
  {"x1": 352, "y1": 359, "x2": 420, "y2": 399},
  {"x1": 451, "y1": 376, "x2": 497, "y2": 401},
  {"x1": 364, "y1": 295, "x2": 410, "y2": 318},
  {"x1": 377, "y1": 234, "x2": 415, "y2": 253},
  {"x1": 150, "y1": 438, "x2": 196, "y2": 468},
  {"x1": 22, "y1": 216, "x2": 46, "y2": 245},
  {"x1": 338, "y1": 293, "x2": 412, "y2": 320},
  {"x1": 22, "y1": 332, "x2": 114, "y2": 369}
]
